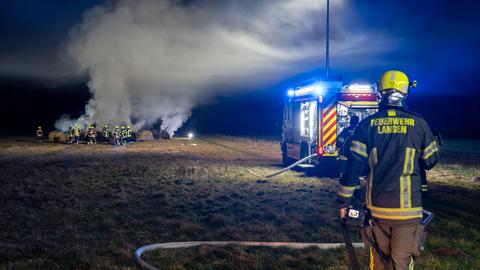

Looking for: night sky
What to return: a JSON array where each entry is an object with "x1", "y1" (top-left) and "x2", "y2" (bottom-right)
[{"x1": 0, "y1": 0, "x2": 479, "y2": 139}]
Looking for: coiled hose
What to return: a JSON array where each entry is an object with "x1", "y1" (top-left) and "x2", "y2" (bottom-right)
[{"x1": 135, "y1": 241, "x2": 363, "y2": 270}]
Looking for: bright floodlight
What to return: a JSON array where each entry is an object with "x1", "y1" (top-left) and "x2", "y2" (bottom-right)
[
  {"x1": 287, "y1": 89, "x2": 295, "y2": 97},
  {"x1": 188, "y1": 132, "x2": 194, "y2": 139}
]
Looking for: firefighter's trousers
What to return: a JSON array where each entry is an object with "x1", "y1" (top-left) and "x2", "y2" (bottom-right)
[{"x1": 369, "y1": 222, "x2": 418, "y2": 270}]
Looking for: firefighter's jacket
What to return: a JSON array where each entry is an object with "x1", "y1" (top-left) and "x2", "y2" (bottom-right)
[{"x1": 337, "y1": 106, "x2": 439, "y2": 222}]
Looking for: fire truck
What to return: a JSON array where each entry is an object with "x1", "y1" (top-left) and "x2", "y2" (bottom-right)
[{"x1": 281, "y1": 77, "x2": 379, "y2": 174}]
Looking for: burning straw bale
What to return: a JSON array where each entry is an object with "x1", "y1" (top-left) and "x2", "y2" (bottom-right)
[{"x1": 137, "y1": 130, "x2": 154, "y2": 141}]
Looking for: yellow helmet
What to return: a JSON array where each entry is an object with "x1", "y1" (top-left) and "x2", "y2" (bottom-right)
[
  {"x1": 127, "y1": 126, "x2": 130, "y2": 129},
  {"x1": 116, "y1": 125, "x2": 119, "y2": 128},
  {"x1": 378, "y1": 70, "x2": 416, "y2": 94},
  {"x1": 121, "y1": 125, "x2": 125, "y2": 128}
]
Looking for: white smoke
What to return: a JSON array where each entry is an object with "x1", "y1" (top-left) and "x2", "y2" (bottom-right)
[{"x1": 56, "y1": 0, "x2": 376, "y2": 134}]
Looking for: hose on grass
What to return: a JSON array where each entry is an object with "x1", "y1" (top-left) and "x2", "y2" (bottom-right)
[
  {"x1": 135, "y1": 155, "x2": 354, "y2": 269},
  {"x1": 135, "y1": 241, "x2": 364, "y2": 270},
  {"x1": 265, "y1": 153, "x2": 318, "y2": 178}
]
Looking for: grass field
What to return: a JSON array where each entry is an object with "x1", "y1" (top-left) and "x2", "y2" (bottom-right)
[{"x1": 0, "y1": 136, "x2": 479, "y2": 269}]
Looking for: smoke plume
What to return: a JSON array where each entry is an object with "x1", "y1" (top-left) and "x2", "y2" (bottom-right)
[{"x1": 55, "y1": 0, "x2": 368, "y2": 134}]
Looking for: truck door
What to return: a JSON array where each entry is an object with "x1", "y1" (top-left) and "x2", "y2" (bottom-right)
[{"x1": 299, "y1": 100, "x2": 318, "y2": 157}]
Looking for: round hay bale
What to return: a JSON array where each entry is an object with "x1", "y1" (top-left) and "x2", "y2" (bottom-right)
[
  {"x1": 159, "y1": 129, "x2": 172, "y2": 140},
  {"x1": 137, "y1": 130, "x2": 154, "y2": 141},
  {"x1": 48, "y1": 131, "x2": 58, "y2": 141},
  {"x1": 48, "y1": 130, "x2": 67, "y2": 143}
]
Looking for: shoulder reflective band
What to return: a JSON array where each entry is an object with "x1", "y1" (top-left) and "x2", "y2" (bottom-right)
[
  {"x1": 421, "y1": 141, "x2": 439, "y2": 160},
  {"x1": 337, "y1": 184, "x2": 356, "y2": 198},
  {"x1": 350, "y1": 140, "x2": 368, "y2": 158}
]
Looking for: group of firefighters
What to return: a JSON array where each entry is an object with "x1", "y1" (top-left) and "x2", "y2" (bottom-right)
[{"x1": 35, "y1": 124, "x2": 135, "y2": 146}]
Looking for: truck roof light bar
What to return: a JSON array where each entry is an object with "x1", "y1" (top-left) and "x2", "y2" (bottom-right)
[{"x1": 347, "y1": 84, "x2": 373, "y2": 92}]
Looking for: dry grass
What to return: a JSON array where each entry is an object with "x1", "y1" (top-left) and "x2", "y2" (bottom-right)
[
  {"x1": 0, "y1": 137, "x2": 479, "y2": 269},
  {"x1": 0, "y1": 136, "x2": 346, "y2": 269}
]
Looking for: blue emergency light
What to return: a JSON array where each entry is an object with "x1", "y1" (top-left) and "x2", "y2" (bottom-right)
[{"x1": 288, "y1": 79, "x2": 342, "y2": 98}]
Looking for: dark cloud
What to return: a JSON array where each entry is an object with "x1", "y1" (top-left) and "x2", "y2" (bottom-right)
[{"x1": 0, "y1": 0, "x2": 102, "y2": 79}]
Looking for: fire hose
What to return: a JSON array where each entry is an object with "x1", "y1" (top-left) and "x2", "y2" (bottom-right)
[
  {"x1": 135, "y1": 241, "x2": 364, "y2": 270},
  {"x1": 265, "y1": 153, "x2": 318, "y2": 178},
  {"x1": 135, "y1": 154, "x2": 365, "y2": 269}
]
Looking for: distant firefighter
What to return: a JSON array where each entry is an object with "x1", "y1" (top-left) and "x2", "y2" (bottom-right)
[
  {"x1": 36, "y1": 126, "x2": 43, "y2": 142},
  {"x1": 113, "y1": 125, "x2": 121, "y2": 146},
  {"x1": 121, "y1": 125, "x2": 128, "y2": 146},
  {"x1": 73, "y1": 125, "x2": 81, "y2": 144},
  {"x1": 66, "y1": 127, "x2": 74, "y2": 144},
  {"x1": 87, "y1": 125, "x2": 97, "y2": 144},
  {"x1": 103, "y1": 124, "x2": 111, "y2": 144},
  {"x1": 126, "y1": 125, "x2": 133, "y2": 144}
]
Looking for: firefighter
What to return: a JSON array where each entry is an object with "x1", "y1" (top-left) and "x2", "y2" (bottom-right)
[
  {"x1": 113, "y1": 125, "x2": 121, "y2": 146},
  {"x1": 120, "y1": 125, "x2": 127, "y2": 145},
  {"x1": 103, "y1": 124, "x2": 111, "y2": 144},
  {"x1": 66, "y1": 127, "x2": 74, "y2": 144},
  {"x1": 126, "y1": 125, "x2": 133, "y2": 144},
  {"x1": 337, "y1": 115, "x2": 362, "y2": 205},
  {"x1": 87, "y1": 125, "x2": 97, "y2": 144},
  {"x1": 73, "y1": 125, "x2": 81, "y2": 144},
  {"x1": 36, "y1": 126, "x2": 43, "y2": 142},
  {"x1": 337, "y1": 70, "x2": 439, "y2": 270},
  {"x1": 337, "y1": 115, "x2": 360, "y2": 177},
  {"x1": 420, "y1": 129, "x2": 443, "y2": 197}
]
